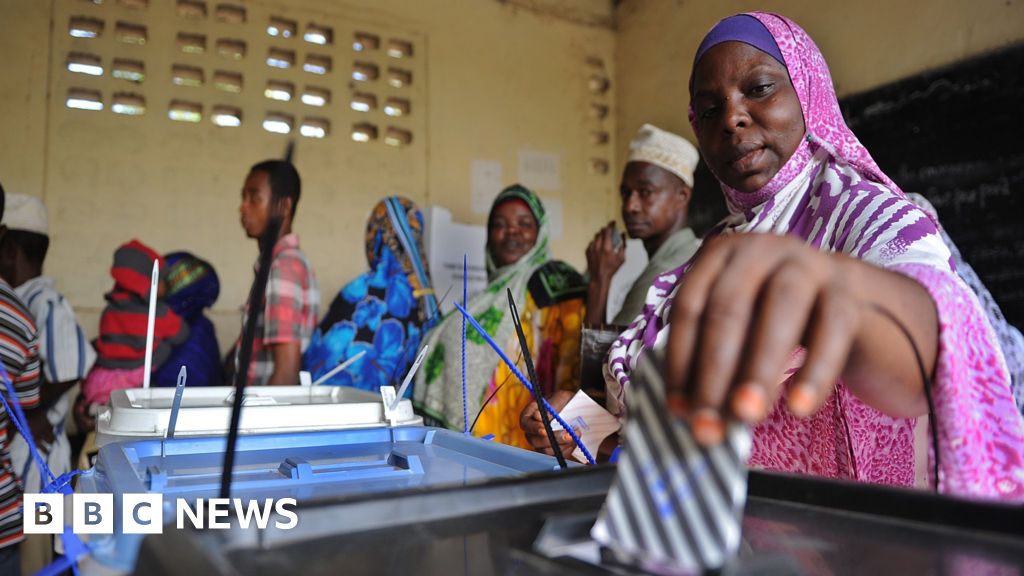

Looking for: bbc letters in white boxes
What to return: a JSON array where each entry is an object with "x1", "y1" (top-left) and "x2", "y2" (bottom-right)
[{"x1": 24, "y1": 494, "x2": 298, "y2": 534}]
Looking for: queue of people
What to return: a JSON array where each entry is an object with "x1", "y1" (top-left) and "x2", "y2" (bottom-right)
[{"x1": 1, "y1": 8, "x2": 1024, "y2": 575}]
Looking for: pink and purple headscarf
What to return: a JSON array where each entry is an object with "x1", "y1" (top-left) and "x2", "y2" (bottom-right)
[
  {"x1": 605, "y1": 12, "x2": 1024, "y2": 500},
  {"x1": 688, "y1": 13, "x2": 904, "y2": 213}
]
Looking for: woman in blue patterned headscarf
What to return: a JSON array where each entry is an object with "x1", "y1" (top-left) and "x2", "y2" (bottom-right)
[{"x1": 303, "y1": 196, "x2": 439, "y2": 391}]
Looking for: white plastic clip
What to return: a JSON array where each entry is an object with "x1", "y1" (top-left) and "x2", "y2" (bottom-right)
[{"x1": 379, "y1": 386, "x2": 400, "y2": 427}]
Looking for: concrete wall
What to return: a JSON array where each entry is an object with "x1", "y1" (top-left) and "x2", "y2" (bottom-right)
[{"x1": 0, "y1": 0, "x2": 618, "y2": 352}]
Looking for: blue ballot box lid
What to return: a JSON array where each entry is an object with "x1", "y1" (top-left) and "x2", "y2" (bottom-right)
[{"x1": 74, "y1": 426, "x2": 563, "y2": 573}]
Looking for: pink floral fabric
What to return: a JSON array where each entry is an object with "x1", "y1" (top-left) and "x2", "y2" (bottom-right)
[
  {"x1": 897, "y1": 263, "x2": 1024, "y2": 498},
  {"x1": 606, "y1": 12, "x2": 1024, "y2": 500}
]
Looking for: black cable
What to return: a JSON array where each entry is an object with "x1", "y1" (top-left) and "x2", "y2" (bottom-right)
[
  {"x1": 220, "y1": 216, "x2": 281, "y2": 499},
  {"x1": 866, "y1": 302, "x2": 940, "y2": 492},
  {"x1": 468, "y1": 351, "x2": 522, "y2": 434},
  {"x1": 507, "y1": 288, "x2": 568, "y2": 469}
]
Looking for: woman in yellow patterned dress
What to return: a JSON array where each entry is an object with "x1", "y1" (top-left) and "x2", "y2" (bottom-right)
[{"x1": 414, "y1": 184, "x2": 585, "y2": 449}]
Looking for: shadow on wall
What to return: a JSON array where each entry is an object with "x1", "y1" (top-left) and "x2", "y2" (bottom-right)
[{"x1": 690, "y1": 159, "x2": 728, "y2": 238}]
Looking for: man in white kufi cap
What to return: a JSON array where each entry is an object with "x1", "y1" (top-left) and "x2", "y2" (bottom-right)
[
  {"x1": 0, "y1": 192, "x2": 96, "y2": 574},
  {"x1": 584, "y1": 123, "x2": 703, "y2": 326}
]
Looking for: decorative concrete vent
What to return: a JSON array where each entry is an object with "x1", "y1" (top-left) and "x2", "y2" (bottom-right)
[
  {"x1": 587, "y1": 74, "x2": 610, "y2": 94},
  {"x1": 57, "y1": 1, "x2": 424, "y2": 159},
  {"x1": 176, "y1": 0, "x2": 206, "y2": 19},
  {"x1": 177, "y1": 33, "x2": 206, "y2": 54},
  {"x1": 384, "y1": 127, "x2": 412, "y2": 147},
  {"x1": 300, "y1": 117, "x2": 330, "y2": 139},
  {"x1": 352, "y1": 61, "x2": 379, "y2": 82},
  {"x1": 267, "y1": 48, "x2": 295, "y2": 69},
  {"x1": 386, "y1": 39, "x2": 413, "y2": 59},
  {"x1": 69, "y1": 16, "x2": 103, "y2": 39},
  {"x1": 211, "y1": 105, "x2": 242, "y2": 127},
  {"x1": 353, "y1": 32, "x2": 380, "y2": 52},
  {"x1": 263, "y1": 112, "x2": 294, "y2": 134},
  {"x1": 214, "y1": 3, "x2": 246, "y2": 24},
  {"x1": 267, "y1": 16, "x2": 296, "y2": 38},
  {"x1": 171, "y1": 64, "x2": 204, "y2": 87},
  {"x1": 115, "y1": 22, "x2": 147, "y2": 45},
  {"x1": 589, "y1": 159, "x2": 610, "y2": 175},
  {"x1": 66, "y1": 88, "x2": 103, "y2": 111},
  {"x1": 67, "y1": 52, "x2": 103, "y2": 76},
  {"x1": 351, "y1": 122, "x2": 378, "y2": 142},
  {"x1": 111, "y1": 93, "x2": 146, "y2": 115},
  {"x1": 350, "y1": 92, "x2": 377, "y2": 112},
  {"x1": 213, "y1": 71, "x2": 243, "y2": 93},
  {"x1": 112, "y1": 58, "x2": 145, "y2": 82},
  {"x1": 386, "y1": 68, "x2": 411, "y2": 88},
  {"x1": 303, "y1": 54, "x2": 331, "y2": 75},
  {"x1": 216, "y1": 39, "x2": 246, "y2": 60},
  {"x1": 383, "y1": 98, "x2": 410, "y2": 118},
  {"x1": 264, "y1": 80, "x2": 294, "y2": 102},
  {"x1": 301, "y1": 86, "x2": 330, "y2": 107},
  {"x1": 168, "y1": 100, "x2": 202, "y2": 122},
  {"x1": 304, "y1": 24, "x2": 332, "y2": 46}
]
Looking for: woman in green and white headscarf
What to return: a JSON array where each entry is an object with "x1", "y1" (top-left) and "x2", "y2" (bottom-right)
[{"x1": 414, "y1": 184, "x2": 586, "y2": 449}]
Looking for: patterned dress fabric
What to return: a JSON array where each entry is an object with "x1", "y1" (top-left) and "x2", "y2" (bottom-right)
[
  {"x1": 303, "y1": 197, "x2": 439, "y2": 392},
  {"x1": 907, "y1": 193, "x2": 1024, "y2": 417}
]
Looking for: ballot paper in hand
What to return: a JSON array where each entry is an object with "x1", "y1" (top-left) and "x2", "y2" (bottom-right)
[
  {"x1": 590, "y1": 349, "x2": 752, "y2": 575},
  {"x1": 550, "y1": 390, "x2": 622, "y2": 464}
]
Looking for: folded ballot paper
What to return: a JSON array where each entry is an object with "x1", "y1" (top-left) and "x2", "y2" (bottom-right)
[
  {"x1": 550, "y1": 389, "x2": 622, "y2": 464},
  {"x1": 590, "y1": 349, "x2": 752, "y2": 575}
]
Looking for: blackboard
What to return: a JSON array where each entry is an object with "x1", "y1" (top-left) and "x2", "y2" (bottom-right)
[{"x1": 841, "y1": 44, "x2": 1024, "y2": 329}]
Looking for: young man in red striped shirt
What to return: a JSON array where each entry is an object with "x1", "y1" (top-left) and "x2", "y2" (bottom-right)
[{"x1": 233, "y1": 160, "x2": 319, "y2": 386}]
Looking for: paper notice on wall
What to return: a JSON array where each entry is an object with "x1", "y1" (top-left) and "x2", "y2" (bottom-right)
[
  {"x1": 518, "y1": 150, "x2": 561, "y2": 192},
  {"x1": 422, "y1": 205, "x2": 489, "y2": 314},
  {"x1": 470, "y1": 159, "x2": 504, "y2": 214},
  {"x1": 542, "y1": 196, "x2": 564, "y2": 241}
]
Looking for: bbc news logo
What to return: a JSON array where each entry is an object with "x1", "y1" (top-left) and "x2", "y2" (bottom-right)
[{"x1": 24, "y1": 495, "x2": 298, "y2": 534}]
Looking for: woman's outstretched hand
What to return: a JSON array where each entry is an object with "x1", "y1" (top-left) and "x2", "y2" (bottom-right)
[
  {"x1": 520, "y1": 389, "x2": 577, "y2": 458},
  {"x1": 663, "y1": 233, "x2": 939, "y2": 445}
]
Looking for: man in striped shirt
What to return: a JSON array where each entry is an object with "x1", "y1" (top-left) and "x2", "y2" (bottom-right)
[
  {"x1": 0, "y1": 183, "x2": 43, "y2": 575},
  {"x1": 1, "y1": 193, "x2": 96, "y2": 574}
]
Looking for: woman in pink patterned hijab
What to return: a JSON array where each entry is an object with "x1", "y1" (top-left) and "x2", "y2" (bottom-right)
[{"x1": 605, "y1": 12, "x2": 1024, "y2": 500}]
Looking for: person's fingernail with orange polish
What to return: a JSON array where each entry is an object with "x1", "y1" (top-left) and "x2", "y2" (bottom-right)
[
  {"x1": 789, "y1": 383, "x2": 816, "y2": 417},
  {"x1": 732, "y1": 383, "x2": 766, "y2": 422},
  {"x1": 691, "y1": 408, "x2": 724, "y2": 446}
]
